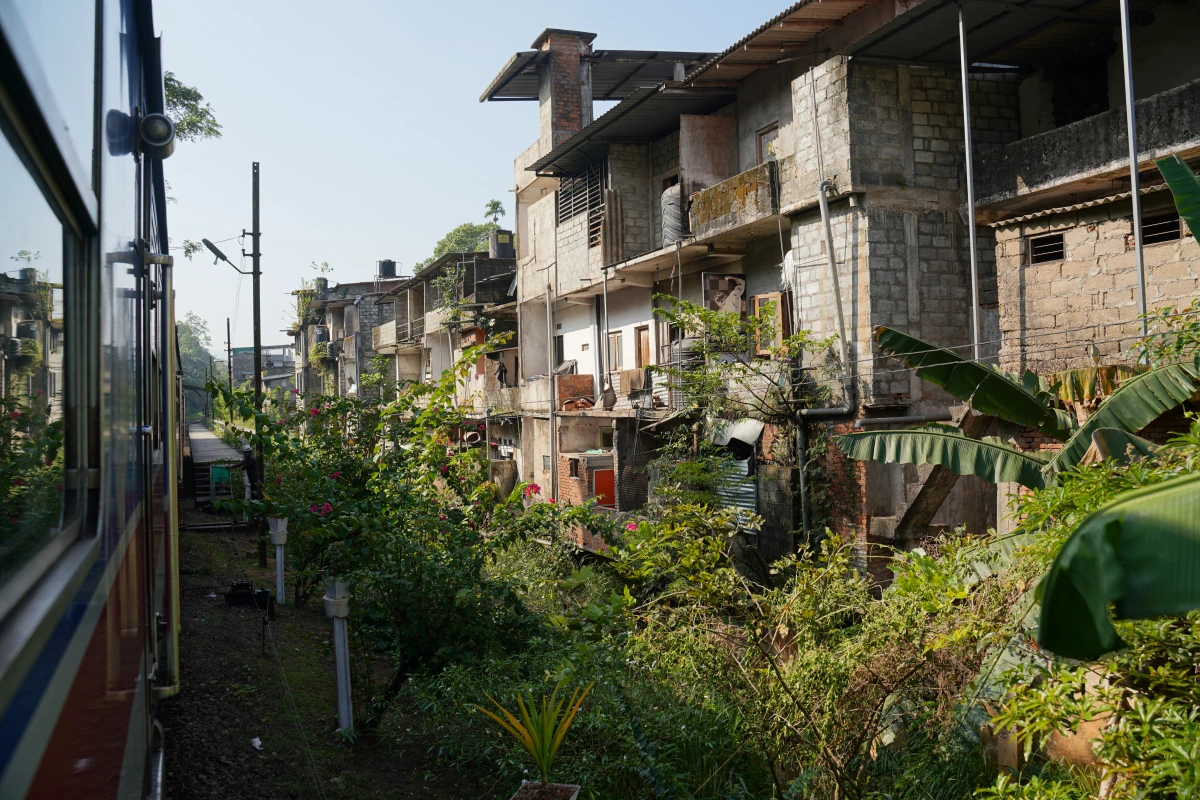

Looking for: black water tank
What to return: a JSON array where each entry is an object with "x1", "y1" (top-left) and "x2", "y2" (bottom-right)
[
  {"x1": 378, "y1": 259, "x2": 397, "y2": 278},
  {"x1": 489, "y1": 229, "x2": 515, "y2": 259},
  {"x1": 313, "y1": 326, "x2": 330, "y2": 343}
]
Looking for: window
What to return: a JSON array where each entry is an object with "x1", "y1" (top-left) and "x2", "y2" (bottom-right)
[
  {"x1": 1141, "y1": 211, "x2": 1182, "y2": 245},
  {"x1": 1, "y1": 125, "x2": 73, "y2": 595},
  {"x1": 661, "y1": 175, "x2": 679, "y2": 192},
  {"x1": 752, "y1": 292, "x2": 793, "y2": 355},
  {"x1": 1027, "y1": 232, "x2": 1065, "y2": 265},
  {"x1": 569, "y1": 458, "x2": 580, "y2": 478},
  {"x1": 556, "y1": 160, "x2": 607, "y2": 248},
  {"x1": 757, "y1": 123, "x2": 780, "y2": 164},
  {"x1": 607, "y1": 330, "x2": 623, "y2": 371},
  {"x1": 600, "y1": 427, "x2": 614, "y2": 449},
  {"x1": 554, "y1": 335, "x2": 565, "y2": 369},
  {"x1": 542, "y1": 455, "x2": 551, "y2": 472}
]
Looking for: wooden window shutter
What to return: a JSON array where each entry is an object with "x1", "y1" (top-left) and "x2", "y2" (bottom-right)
[{"x1": 753, "y1": 293, "x2": 783, "y2": 355}]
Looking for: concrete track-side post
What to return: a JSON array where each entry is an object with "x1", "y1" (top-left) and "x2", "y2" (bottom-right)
[
  {"x1": 267, "y1": 517, "x2": 288, "y2": 605},
  {"x1": 323, "y1": 577, "x2": 353, "y2": 733}
]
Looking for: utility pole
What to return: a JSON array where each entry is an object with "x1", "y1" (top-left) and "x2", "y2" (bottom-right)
[
  {"x1": 226, "y1": 317, "x2": 234, "y2": 423},
  {"x1": 246, "y1": 162, "x2": 266, "y2": 567},
  {"x1": 208, "y1": 355, "x2": 214, "y2": 423}
]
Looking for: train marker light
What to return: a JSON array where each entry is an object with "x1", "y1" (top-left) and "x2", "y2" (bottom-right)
[{"x1": 139, "y1": 112, "x2": 176, "y2": 159}]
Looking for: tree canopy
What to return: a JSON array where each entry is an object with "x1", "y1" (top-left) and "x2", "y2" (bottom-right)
[
  {"x1": 177, "y1": 311, "x2": 226, "y2": 388},
  {"x1": 415, "y1": 221, "x2": 497, "y2": 269},
  {"x1": 164, "y1": 71, "x2": 222, "y2": 142}
]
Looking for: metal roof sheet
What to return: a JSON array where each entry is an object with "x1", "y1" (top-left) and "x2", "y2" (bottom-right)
[
  {"x1": 684, "y1": 0, "x2": 875, "y2": 87},
  {"x1": 527, "y1": 86, "x2": 737, "y2": 177},
  {"x1": 988, "y1": 183, "x2": 1168, "y2": 227},
  {"x1": 481, "y1": 49, "x2": 714, "y2": 102},
  {"x1": 847, "y1": 0, "x2": 1150, "y2": 67}
]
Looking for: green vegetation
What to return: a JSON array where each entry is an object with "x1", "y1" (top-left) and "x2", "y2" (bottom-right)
[{"x1": 475, "y1": 681, "x2": 593, "y2": 788}]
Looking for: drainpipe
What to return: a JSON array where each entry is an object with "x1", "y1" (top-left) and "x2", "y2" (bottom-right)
[
  {"x1": 1119, "y1": 0, "x2": 1148, "y2": 341},
  {"x1": 601, "y1": 264, "x2": 611, "y2": 390},
  {"x1": 957, "y1": 1, "x2": 982, "y2": 362},
  {"x1": 853, "y1": 412, "x2": 953, "y2": 429},
  {"x1": 546, "y1": 281, "x2": 557, "y2": 500},
  {"x1": 817, "y1": 180, "x2": 853, "y2": 405}
]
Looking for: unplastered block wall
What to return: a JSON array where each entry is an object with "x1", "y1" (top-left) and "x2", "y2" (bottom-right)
[
  {"x1": 555, "y1": 212, "x2": 602, "y2": 293},
  {"x1": 355, "y1": 297, "x2": 395, "y2": 400},
  {"x1": 608, "y1": 143, "x2": 652, "y2": 259},
  {"x1": 845, "y1": 63, "x2": 1020, "y2": 193},
  {"x1": 650, "y1": 132, "x2": 680, "y2": 249},
  {"x1": 996, "y1": 194, "x2": 1200, "y2": 374},
  {"x1": 789, "y1": 57, "x2": 852, "y2": 205}
]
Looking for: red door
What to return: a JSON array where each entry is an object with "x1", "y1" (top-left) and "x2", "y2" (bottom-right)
[{"x1": 593, "y1": 468, "x2": 615, "y2": 508}]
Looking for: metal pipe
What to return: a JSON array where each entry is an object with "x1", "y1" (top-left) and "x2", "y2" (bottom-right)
[
  {"x1": 957, "y1": 2, "x2": 982, "y2": 363},
  {"x1": 546, "y1": 280, "x2": 558, "y2": 499},
  {"x1": 853, "y1": 411, "x2": 953, "y2": 429},
  {"x1": 601, "y1": 264, "x2": 611, "y2": 388},
  {"x1": 1119, "y1": 0, "x2": 1148, "y2": 340},
  {"x1": 817, "y1": 180, "x2": 853, "y2": 406}
]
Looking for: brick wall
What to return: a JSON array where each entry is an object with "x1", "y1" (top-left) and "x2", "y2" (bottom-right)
[
  {"x1": 557, "y1": 453, "x2": 612, "y2": 552},
  {"x1": 539, "y1": 32, "x2": 592, "y2": 149},
  {"x1": 355, "y1": 296, "x2": 395, "y2": 400},
  {"x1": 556, "y1": 374, "x2": 595, "y2": 406},
  {"x1": 555, "y1": 212, "x2": 599, "y2": 294},
  {"x1": 996, "y1": 193, "x2": 1200, "y2": 374}
]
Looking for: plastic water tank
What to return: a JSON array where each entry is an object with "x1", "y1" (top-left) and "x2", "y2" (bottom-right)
[
  {"x1": 489, "y1": 229, "x2": 515, "y2": 259},
  {"x1": 661, "y1": 185, "x2": 684, "y2": 246},
  {"x1": 378, "y1": 259, "x2": 397, "y2": 278}
]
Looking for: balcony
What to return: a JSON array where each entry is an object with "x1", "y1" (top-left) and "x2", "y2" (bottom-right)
[
  {"x1": 688, "y1": 159, "x2": 783, "y2": 244},
  {"x1": 976, "y1": 78, "x2": 1200, "y2": 216},
  {"x1": 372, "y1": 318, "x2": 427, "y2": 351}
]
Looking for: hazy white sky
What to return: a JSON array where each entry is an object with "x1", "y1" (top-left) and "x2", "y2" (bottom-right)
[{"x1": 156, "y1": 0, "x2": 789, "y2": 350}]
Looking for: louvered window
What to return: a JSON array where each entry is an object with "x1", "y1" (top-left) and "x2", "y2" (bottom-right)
[
  {"x1": 556, "y1": 160, "x2": 606, "y2": 248},
  {"x1": 1142, "y1": 211, "x2": 1182, "y2": 245},
  {"x1": 1027, "y1": 232, "x2": 1065, "y2": 265}
]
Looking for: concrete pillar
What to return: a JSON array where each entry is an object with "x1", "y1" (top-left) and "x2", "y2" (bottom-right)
[
  {"x1": 268, "y1": 517, "x2": 288, "y2": 605},
  {"x1": 323, "y1": 577, "x2": 353, "y2": 733}
]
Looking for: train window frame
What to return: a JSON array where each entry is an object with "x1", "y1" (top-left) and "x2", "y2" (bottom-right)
[{"x1": 0, "y1": 43, "x2": 96, "y2": 635}]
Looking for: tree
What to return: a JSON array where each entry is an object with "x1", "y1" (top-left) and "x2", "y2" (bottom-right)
[
  {"x1": 484, "y1": 199, "x2": 506, "y2": 225},
  {"x1": 164, "y1": 71, "x2": 222, "y2": 142},
  {"x1": 177, "y1": 311, "x2": 226, "y2": 389},
  {"x1": 415, "y1": 221, "x2": 497, "y2": 269}
]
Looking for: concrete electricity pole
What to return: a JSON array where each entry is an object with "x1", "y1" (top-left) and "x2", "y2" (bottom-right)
[
  {"x1": 246, "y1": 162, "x2": 266, "y2": 568},
  {"x1": 226, "y1": 317, "x2": 234, "y2": 423}
]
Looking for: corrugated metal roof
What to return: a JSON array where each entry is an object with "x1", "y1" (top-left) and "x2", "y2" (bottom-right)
[
  {"x1": 988, "y1": 183, "x2": 1168, "y2": 227},
  {"x1": 481, "y1": 48, "x2": 715, "y2": 103},
  {"x1": 528, "y1": 86, "x2": 736, "y2": 177},
  {"x1": 684, "y1": 0, "x2": 874, "y2": 88},
  {"x1": 847, "y1": 0, "x2": 1148, "y2": 68}
]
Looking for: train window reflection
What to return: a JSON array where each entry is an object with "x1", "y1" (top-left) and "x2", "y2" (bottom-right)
[
  {"x1": 5, "y1": 0, "x2": 97, "y2": 176},
  {"x1": 0, "y1": 129, "x2": 67, "y2": 585}
]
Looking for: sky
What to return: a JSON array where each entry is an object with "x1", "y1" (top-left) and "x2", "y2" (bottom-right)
[{"x1": 156, "y1": 0, "x2": 790, "y2": 351}]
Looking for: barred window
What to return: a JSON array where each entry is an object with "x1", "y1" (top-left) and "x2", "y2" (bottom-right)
[
  {"x1": 556, "y1": 160, "x2": 606, "y2": 248},
  {"x1": 1141, "y1": 211, "x2": 1182, "y2": 245},
  {"x1": 1027, "y1": 232, "x2": 1065, "y2": 265}
]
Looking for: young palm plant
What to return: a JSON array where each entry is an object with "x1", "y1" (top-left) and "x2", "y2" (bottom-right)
[{"x1": 475, "y1": 682, "x2": 594, "y2": 796}]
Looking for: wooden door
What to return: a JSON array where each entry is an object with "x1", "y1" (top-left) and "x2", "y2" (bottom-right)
[
  {"x1": 593, "y1": 468, "x2": 615, "y2": 508},
  {"x1": 635, "y1": 326, "x2": 651, "y2": 368}
]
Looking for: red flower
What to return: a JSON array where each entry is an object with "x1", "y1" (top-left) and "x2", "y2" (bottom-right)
[
  {"x1": 310, "y1": 408, "x2": 319, "y2": 417},
  {"x1": 44, "y1": 457, "x2": 54, "y2": 467},
  {"x1": 9, "y1": 411, "x2": 20, "y2": 419},
  {"x1": 310, "y1": 504, "x2": 318, "y2": 513},
  {"x1": 291, "y1": 388, "x2": 299, "y2": 394},
  {"x1": 12, "y1": 478, "x2": 23, "y2": 487},
  {"x1": 34, "y1": 389, "x2": 44, "y2": 396},
  {"x1": 524, "y1": 483, "x2": 541, "y2": 497},
  {"x1": 275, "y1": 475, "x2": 283, "y2": 485},
  {"x1": 9, "y1": 517, "x2": 17, "y2": 523},
  {"x1": 320, "y1": 502, "x2": 333, "y2": 516},
  {"x1": 329, "y1": 471, "x2": 340, "y2": 478},
  {"x1": 438, "y1": 514, "x2": 447, "y2": 521},
  {"x1": 625, "y1": 522, "x2": 637, "y2": 531},
  {"x1": 548, "y1": 499, "x2": 556, "y2": 505}
]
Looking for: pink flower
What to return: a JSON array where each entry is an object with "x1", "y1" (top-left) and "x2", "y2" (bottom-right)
[
  {"x1": 12, "y1": 478, "x2": 23, "y2": 487},
  {"x1": 10, "y1": 517, "x2": 17, "y2": 523},
  {"x1": 320, "y1": 502, "x2": 333, "y2": 516},
  {"x1": 291, "y1": 388, "x2": 300, "y2": 394},
  {"x1": 310, "y1": 505, "x2": 318, "y2": 513},
  {"x1": 310, "y1": 408, "x2": 319, "y2": 417},
  {"x1": 524, "y1": 483, "x2": 541, "y2": 497},
  {"x1": 34, "y1": 390, "x2": 44, "y2": 396},
  {"x1": 9, "y1": 411, "x2": 20, "y2": 419},
  {"x1": 548, "y1": 499, "x2": 556, "y2": 505},
  {"x1": 44, "y1": 457, "x2": 53, "y2": 467},
  {"x1": 625, "y1": 522, "x2": 637, "y2": 531},
  {"x1": 329, "y1": 471, "x2": 340, "y2": 478},
  {"x1": 275, "y1": 475, "x2": 283, "y2": 485},
  {"x1": 441, "y1": 465, "x2": 449, "y2": 476}
]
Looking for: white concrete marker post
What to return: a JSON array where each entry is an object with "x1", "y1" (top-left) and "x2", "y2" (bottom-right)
[
  {"x1": 323, "y1": 576, "x2": 353, "y2": 733},
  {"x1": 267, "y1": 517, "x2": 288, "y2": 605}
]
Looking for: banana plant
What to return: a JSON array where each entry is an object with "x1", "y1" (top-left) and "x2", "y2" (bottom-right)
[
  {"x1": 1037, "y1": 471, "x2": 1200, "y2": 660},
  {"x1": 1157, "y1": 153, "x2": 1200, "y2": 236},
  {"x1": 836, "y1": 328, "x2": 1199, "y2": 489}
]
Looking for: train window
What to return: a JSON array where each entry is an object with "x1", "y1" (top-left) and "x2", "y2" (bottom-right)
[
  {"x1": 0, "y1": 127, "x2": 69, "y2": 588},
  {"x1": 3, "y1": 0, "x2": 98, "y2": 176}
]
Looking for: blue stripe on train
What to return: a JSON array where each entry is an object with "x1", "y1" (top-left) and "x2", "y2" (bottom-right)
[{"x1": 0, "y1": 550, "x2": 106, "y2": 776}]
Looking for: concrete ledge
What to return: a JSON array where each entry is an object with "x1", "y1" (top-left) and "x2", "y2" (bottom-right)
[
  {"x1": 976, "y1": 79, "x2": 1200, "y2": 211},
  {"x1": 689, "y1": 159, "x2": 783, "y2": 242}
]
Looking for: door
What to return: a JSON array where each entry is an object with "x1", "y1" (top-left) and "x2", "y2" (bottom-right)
[
  {"x1": 635, "y1": 326, "x2": 651, "y2": 369},
  {"x1": 593, "y1": 468, "x2": 615, "y2": 508}
]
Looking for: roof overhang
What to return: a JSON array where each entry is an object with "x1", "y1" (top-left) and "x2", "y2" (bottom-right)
[
  {"x1": 482, "y1": 47, "x2": 716, "y2": 103},
  {"x1": 847, "y1": 0, "x2": 1149, "y2": 69},
  {"x1": 528, "y1": 86, "x2": 736, "y2": 177}
]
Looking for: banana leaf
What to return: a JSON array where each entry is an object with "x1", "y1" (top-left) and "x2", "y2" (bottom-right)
[
  {"x1": 1156, "y1": 153, "x2": 1200, "y2": 238},
  {"x1": 1043, "y1": 365, "x2": 1146, "y2": 404},
  {"x1": 1045, "y1": 362, "x2": 1199, "y2": 476},
  {"x1": 835, "y1": 427, "x2": 1050, "y2": 490},
  {"x1": 874, "y1": 327, "x2": 1075, "y2": 440},
  {"x1": 1037, "y1": 472, "x2": 1200, "y2": 660},
  {"x1": 1087, "y1": 428, "x2": 1159, "y2": 464}
]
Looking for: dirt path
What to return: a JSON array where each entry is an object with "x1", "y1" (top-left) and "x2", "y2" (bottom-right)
[{"x1": 162, "y1": 504, "x2": 482, "y2": 799}]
